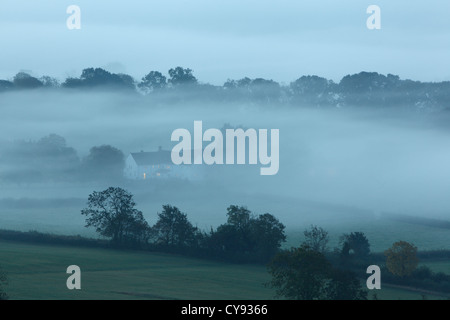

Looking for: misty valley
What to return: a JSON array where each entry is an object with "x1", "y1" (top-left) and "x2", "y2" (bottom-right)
[
  {"x1": 1, "y1": 68, "x2": 450, "y2": 300},
  {"x1": 0, "y1": 80, "x2": 450, "y2": 247}
]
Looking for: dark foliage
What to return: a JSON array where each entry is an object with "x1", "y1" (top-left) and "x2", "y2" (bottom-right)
[
  {"x1": 81, "y1": 145, "x2": 125, "y2": 182},
  {"x1": 139, "y1": 71, "x2": 167, "y2": 93},
  {"x1": 339, "y1": 232, "x2": 371, "y2": 264},
  {"x1": 63, "y1": 68, "x2": 135, "y2": 90},
  {"x1": 168, "y1": 67, "x2": 197, "y2": 86},
  {"x1": 152, "y1": 205, "x2": 200, "y2": 249},
  {"x1": 206, "y1": 205, "x2": 286, "y2": 263},
  {"x1": 0, "y1": 134, "x2": 80, "y2": 183},
  {"x1": 81, "y1": 187, "x2": 151, "y2": 247},
  {"x1": 267, "y1": 245, "x2": 367, "y2": 300},
  {"x1": 13, "y1": 72, "x2": 43, "y2": 89}
]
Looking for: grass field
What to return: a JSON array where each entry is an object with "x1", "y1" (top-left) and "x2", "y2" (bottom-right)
[
  {"x1": 0, "y1": 240, "x2": 274, "y2": 300},
  {"x1": 1, "y1": 240, "x2": 450, "y2": 300}
]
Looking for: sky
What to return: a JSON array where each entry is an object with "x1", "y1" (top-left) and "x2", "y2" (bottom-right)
[{"x1": 0, "y1": 0, "x2": 449, "y2": 85}]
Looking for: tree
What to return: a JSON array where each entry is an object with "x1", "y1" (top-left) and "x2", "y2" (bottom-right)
[
  {"x1": 226, "y1": 205, "x2": 251, "y2": 230},
  {"x1": 267, "y1": 245, "x2": 331, "y2": 300},
  {"x1": 208, "y1": 206, "x2": 286, "y2": 263},
  {"x1": 249, "y1": 78, "x2": 281, "y2": 102},
  {"x1": 219, "y1": 205, "x2": 253, "y2": 257},
  {"x1": 325, "y1": 268, "x2": 367, "y2": 300},
  {"x1": 82, "y1": 145, "x2": 125, "y2": 181},
  {"x1": 268, "y1": 245, "x2": 367, "y2": 300},
  {"x1": 290, "y1": 75, "x2": 336, "y2": 106},
  {"x1": 303, "y1": 225, "x2": 329, "y2": 253},
  {"x1": 13, "y1": 72, "x2": 43, "y2": 89},
  {"x1": 139, "y1": 71, "x2": 167, "y2": 93},
  {"x1": 385, "y1": 241, "x2": 419, "y2": 277},
  {"x1": 35, "y1": 134, "x2": 80, "y2": 174},
  {"x1": 81, "y1": 187, "x2": 150, "y2": 246},
  {"x1": 152, "y1": 205, "x2": 198, "y2": 248},
  {"x1": 223, "y1": 77, "x2": 280, "y2": 102},
  {"x1": 63, "y1": 68, "x2": 135, "y2": 90},
  {"x1": 208, "y1": 224, "x2": 245, "y2": 258},
  {"x1": 340, "y1": 232, "x2": 370, "y2": 260},
  {"x1": 250, "y1": 213, "x2": 286, "y2": 262},
  {"x1": 291, "y1": 75, "x2": 331, "y2": 96},
  {"x1": 0, "y1": 134, "x2": 80, "y2": 183},
  {"x1": 168, "y1": 67, "x2": 197, "y2": 86},
  {"x1": 338, "y1": 72, "x2": 402, "y2": 106},
  {"x1": 0, "y1": 80, "x2": 14, "y2": 92},
  {"x1": 40, "y1": 76, "x2": 60, "y2": 88}
]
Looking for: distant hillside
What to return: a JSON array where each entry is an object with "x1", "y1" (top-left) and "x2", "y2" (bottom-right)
[{"x1": 382, "y1": 212, "x2": 450, "y2": 229}]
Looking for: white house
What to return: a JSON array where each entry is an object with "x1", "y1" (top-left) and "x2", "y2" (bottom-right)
[{"x1": 124, "y1": 147, "x2": 203, "y2": 180}]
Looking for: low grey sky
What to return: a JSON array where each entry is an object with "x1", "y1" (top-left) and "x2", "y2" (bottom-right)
[{"x1": 0, "y1": 0, "x2": 449, "y2": 84}]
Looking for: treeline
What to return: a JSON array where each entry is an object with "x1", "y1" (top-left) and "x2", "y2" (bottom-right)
[
  {"x1": 0, "y1": 134, "x2": 125, "y2": 184},
  {"x1": 1, "y1": 67, "x2": 450, "y2": 110},
  {"x1": 80, "y1": 187, "x2": 286, "y2": 264}
]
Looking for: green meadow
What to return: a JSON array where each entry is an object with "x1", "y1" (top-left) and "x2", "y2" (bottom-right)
[
  {"x1": 1, "y1": 239, "x2": 450, "y2": 300},
  {"x1": 0, "y1": 240, "x2": 273, "y2": 300}
]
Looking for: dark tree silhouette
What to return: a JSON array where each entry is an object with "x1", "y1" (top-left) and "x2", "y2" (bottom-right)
[
  {"x1": 226, "y1": 205, "x2": 251, "y2": 230},
  {"x1": 290, "y1": 75, "x2": 337, "y2": 106},
  {"x1": 40, "y1": 76, "x2": 60, "y2": 88},
  {"x1": 0, "y1": 134, "x2": 80, "y2": 183},
  {"x1": 250, "y1": 213, "x2": 286, "y2": 262},
  {"x1": 291, "y1": 75, "x2": 331, "y2": 95},
  {"x1": 208, "y1": 206, "x2": 286, "y2": 263},
  {"x1": 13, "y1": 72, "x2": 43, "y2": 89},
  {"x1": 82, "y1": 145, "x2": 124, "y2": 181},
  {"x1": 168, "y1": 67, "x2": 197, "y2": 86},
  {"x1": 268, "y1": 245, "x2": 367, "y2": 300},
  {"x1": 152, "y1": 205, "x2": 198, "y2": 248},
  {"x1": 249, "y1": 78, "x2": 281, "y2": 102},
  {"x1": 268, "y1": 245, "x2": 331, "y2": 300},
  {"x1": 63, "y1": 68, "x2": 135, "y2": 90},
  {"x1": 139, "y1": 71, "x2": 167, "y2": 92},
  {"x1": 325, "y1": 268, "x2": 368, "y2": 300},
  {"x1": 340, "y1": 232, "x2": 371, "y2": 260},
  {"x1": 81, "y1": 187, "x2": 150, "y2": 246},
  {"x1": 0, "y1": 80, "x2": 14, "y2": 92}
]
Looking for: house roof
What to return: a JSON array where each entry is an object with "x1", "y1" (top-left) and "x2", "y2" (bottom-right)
[{"x1": 130, "y1": 150, "x2": 172, "y2": 166}]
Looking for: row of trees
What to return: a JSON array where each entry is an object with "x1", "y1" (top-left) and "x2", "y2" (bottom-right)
[
  {"x1": 1, "y1": 68, "x2": 450, "y2": 109},
  {"x1": 81, "y1": 187, "x2": 286, "y2": 263},
  {"x1": 78, "y1": 186, "x2": 421, "y2": 268},
  {"x1": 0, "y1": 134, "x2": 125, "y2": 184}
]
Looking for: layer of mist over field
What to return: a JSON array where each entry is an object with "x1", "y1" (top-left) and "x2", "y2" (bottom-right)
[{"x1": 1, "y1": 89, "x2": 450, "y2": 249}]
